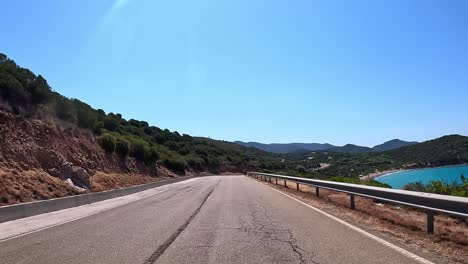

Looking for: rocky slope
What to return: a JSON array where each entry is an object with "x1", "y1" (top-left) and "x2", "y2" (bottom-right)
[{"x1": 0, "y1": 110, "x2": 180, "y2": 205}]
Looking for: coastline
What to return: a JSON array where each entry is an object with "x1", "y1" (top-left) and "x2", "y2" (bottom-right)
[
  {"x1": 359, "y1": 163, "x2": 468, "y2": 182},
  {"x1": 359, "y1": 168, "x2": 403, "y2": 181}
]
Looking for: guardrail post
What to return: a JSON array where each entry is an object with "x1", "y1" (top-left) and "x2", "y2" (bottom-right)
[
  {"x1": 316, "y1": 187, "x2": 319, "y2": 197},
  {"x1": 427, "y1": 211, "x2": 434, "y2": 234},
  {"x1": 275, "y1": 178, "x2": 278, "y2": 185},
  {"x1": 284, "y1": 180, "x2": 287, "y2": 188},
  {"x1": 296, "y1": 182, "x2": 299, "y2": 191},
  {"x1": 350, "y1": 194, "x2": 355, "y2": 210},
  {"x1": 269, "y1": 176, "x2": 272, "y2": 183}
]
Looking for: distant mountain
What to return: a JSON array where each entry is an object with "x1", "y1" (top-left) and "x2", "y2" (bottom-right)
[
  {"x1": 234, "y1": 139, "x2": 419, "y2": 154},
  {"x1": 233, "y1": 141, "x2": 335, "y2": 154},
  {"x1": 327, "y1": 144, "x2": 373, "y2": 153},
  {"x1": 385, "y1": 134, "x2": 468, "y2": 167},
  {"x1": 372, "y1": 139, "x2": 418, "y2": 152}
]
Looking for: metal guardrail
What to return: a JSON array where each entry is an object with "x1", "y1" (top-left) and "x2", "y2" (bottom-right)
[{"x1": 247, "y1": 172, "x2": 468, "y2": 234}]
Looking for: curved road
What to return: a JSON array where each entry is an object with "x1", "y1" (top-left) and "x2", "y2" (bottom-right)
[{"x1": 0, "y1": 175, "x2": 433, "y2": 264}]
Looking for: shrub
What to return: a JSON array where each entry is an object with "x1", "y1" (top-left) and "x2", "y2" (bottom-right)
[
  {"x1": 55, "y1": 96, "x2": 75, "y2": 122},
  {"x1": 76, "y1": 108, "x2": 97, "y2": 129},
  {"x1": 164, "y1": 158, "x2": 187, "y2": 172},
  {"x1": 115, "y1": 138, "x2": 130, "y2": 157},
  {"x1": 103, "y1": 116, "x2": 119, "y2": 131},
  {"x1": 144, "y1": 146, "x2": 160, "y2": 165},
  {"x1": 186, "y1": 156, "x2": 205, "y2": 169},
  {"x1": 130, "y1": 140, "x2": 147, "y2": 161},
  {"x1": 206, "y1": 155, "x2": 220, "y2": 167},
  {"x1": 177, "y1": 147, "x2": 190, "y2": 156},
  {"x1": 0, "y1": 73, "x2": 29, "y2": 106},
  {"x1": 404, "y1": 175, "x2": 468, "y2": 197},
  {"x1": 165, "y1": 141, "x2": 178, "y2": 151},
  {"x1": 97, "y1": 134, "x2": 116, "y2": 153}
]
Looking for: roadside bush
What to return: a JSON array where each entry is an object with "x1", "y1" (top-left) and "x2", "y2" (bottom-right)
[
  {"x1": 164, "y1": 158, "x2": 187, "y2": 172},
  {"x1": 177, "y1": 147, "x2": 190, "y2": 156},
  {"x1": 115, "y1": 137, "x2": 130, "y2": 157},
  {"x1": 206, "y1": 155, "x2": 220, "y2": 167},
  {"x1": 97, "y1": 134, "x2": 116, "y2": 153},
  {"x1": 165, "y1": 141, "x2": 178, "y2": 151},
  {"x1": 404, "y1": 174, "x2": 467, "y2": 197},
  {"x1": 144, "y1": 146, "x2": 160, "y2": 165},
  {"x1": 103, "y1": 116, "x2": 119, "y2": 131},
  {"x1": 129, "y1": 140, "x2": 147, "y2": 161},
  {"x1": 186, "y1": 156, "x2": 205, "y2": 169}
]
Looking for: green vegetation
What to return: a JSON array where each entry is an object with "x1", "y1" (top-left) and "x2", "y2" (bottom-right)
[
  {"x1": 286, "y1": 135, "x2": 468, "y2": 180},
  {"x1": 386, "y1": 135, "x2": 468, "y2": 167},
  {"x1": 0, "y1": 53, "x2": 273, "y2": 173},
  {"x1": 403, "y1": 174, "x2": 468, "y2": 197},
  {"x1": 1, "y1": 52, "x2": 467, "y2": 195}
]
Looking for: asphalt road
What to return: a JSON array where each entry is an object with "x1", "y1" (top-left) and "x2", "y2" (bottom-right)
[{"x1": 0, "y1": 176, "x2": 432, "y2": 264}]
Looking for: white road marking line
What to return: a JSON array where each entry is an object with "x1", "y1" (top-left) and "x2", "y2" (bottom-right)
[{"x1": 252, "y1": 179, "x2": 435, "y2": 264}]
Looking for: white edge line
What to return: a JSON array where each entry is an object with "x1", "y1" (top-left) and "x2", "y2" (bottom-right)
[
  {"x1": 0, "y1": 203, "x2": 126, "y2": 243},
  {"x1": 250, "y1": 178, "x2": 435, "y2": 264}
]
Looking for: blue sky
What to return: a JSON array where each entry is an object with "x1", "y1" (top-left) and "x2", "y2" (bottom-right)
[{"x1": 2, "y1": 0, "x2": 468, "y2": 146}]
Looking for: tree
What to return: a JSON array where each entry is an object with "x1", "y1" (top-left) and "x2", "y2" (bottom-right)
[
  {"x1": 29, "y1": 75, "x2": 52, "y2": 104},
  {"x1": 103, "y1": 116, "x2": 119, "y2": 131},
  {"x1": 55, "y1": 96, "x2": 74, "y2": 121}
]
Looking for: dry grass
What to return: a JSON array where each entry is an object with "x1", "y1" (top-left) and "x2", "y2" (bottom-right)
[
  {"x1": 259, "y1": 178, "x2": 468, "y2": 264},
  {"x1": 0, "y1": 169, "x2": 174, "y2": 205},
  {"x1": 0, "y1": 168, "x2": 81, "y2": 206}
]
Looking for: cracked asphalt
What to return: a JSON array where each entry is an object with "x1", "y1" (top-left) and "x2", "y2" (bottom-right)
[{"x1": 0, "y1": 176, "x2": 431, "y2": 264}]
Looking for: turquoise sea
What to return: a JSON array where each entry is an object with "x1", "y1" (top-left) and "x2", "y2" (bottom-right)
[{"x1": 376, "y1": 165, "x2": 468, "y2": 189}]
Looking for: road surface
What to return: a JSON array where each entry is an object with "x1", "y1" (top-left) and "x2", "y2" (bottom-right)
[{"x1": 0, "y1": 176, "x2": 433, "y2": 264}]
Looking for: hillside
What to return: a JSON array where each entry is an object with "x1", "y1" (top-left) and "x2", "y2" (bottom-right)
[
  {"x1": 326, "y1": 144, "x2": 372, "y2": 153},
  {"x1": 235, "y1": 139, "x2": 418, "y2": 154},
  {"x1": 386, "y1": 134, "x2": 468, "y2": 167},
  {"x1": 233, "y1": 141, "x2": 334, "y2": 154},
  {"x1": 372, "y1": 139, "x2": 418, "y2": 152},
  {"x1": 264, "y1": 135, "x2": 468, "y2": 181},
  {"x1": 0, "y1": 53, "x2": 264, "y2": 205},
  {"x1": 2, "y1": 52, "x2": 467, "y2": 204}
]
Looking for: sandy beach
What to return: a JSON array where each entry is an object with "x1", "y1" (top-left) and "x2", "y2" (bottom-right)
[{"x1": 359, "y1": 168, "x2": 403, "y2": 181}]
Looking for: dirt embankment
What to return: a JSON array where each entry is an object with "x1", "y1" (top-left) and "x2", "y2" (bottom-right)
[{"x1": 0, "y1": 111, "x2": 179, "y2": 206}]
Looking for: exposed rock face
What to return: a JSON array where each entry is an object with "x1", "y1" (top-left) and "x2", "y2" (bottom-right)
[
  {"x1": 0, "y1": 110, "x2": 161, "y2": 185},
  {"x1": 0, "y1": 110, "x2": 172, "y2": 205},
  {"x1": 54, "y1": 162, "x2": 90, "y2": 188},
  {"x1": 71, "y1": 166, "x2": 91, "y2": 189},
  {"x1": 58, "y1": 162, "x2": 73, "y2": 180}
]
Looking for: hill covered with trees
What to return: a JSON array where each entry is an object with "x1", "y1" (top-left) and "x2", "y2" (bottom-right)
[
  {"x1": 0, "y1": 53, "x2": 279, "y2": 176},
  {"x1": 234, "y1": 139, "x2": 419, "y2": 154},
  {"x1": 372, "y1": 139, "x2": 418, "y2": 152}
]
